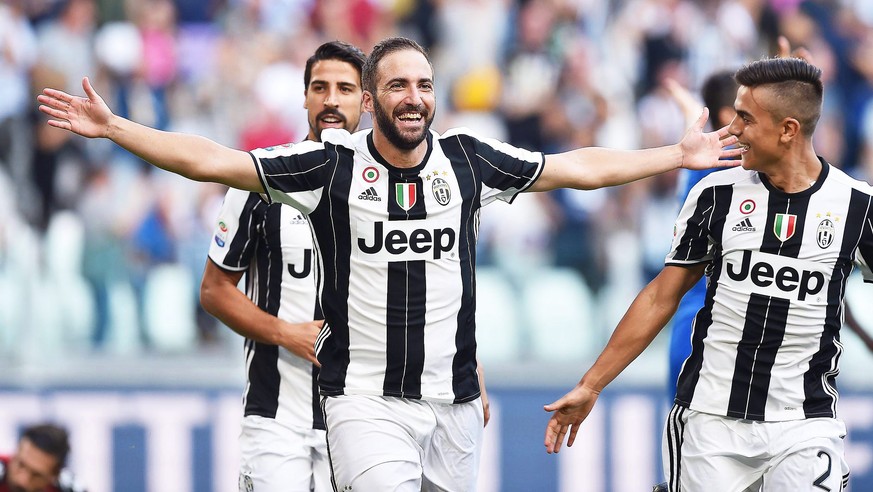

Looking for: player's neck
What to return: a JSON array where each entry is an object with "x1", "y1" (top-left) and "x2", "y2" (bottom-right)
[
  {"x1": 762, "y1": 147, "x2": 821, "y2": 193},
  {"x1": 371, "y1": 129, "x2": 427, "y2": 169}
]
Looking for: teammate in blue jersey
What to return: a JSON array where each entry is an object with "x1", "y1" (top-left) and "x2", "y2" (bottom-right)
[
  {"x1": 38, "y1": 36, "x2": 741, "y2": 491},
  {"x1": 198, "y1": 41, "x2": 365, "y2": 492},
  {"x1": 546, "y1": 56, "x2": 873, "y2": 492}
]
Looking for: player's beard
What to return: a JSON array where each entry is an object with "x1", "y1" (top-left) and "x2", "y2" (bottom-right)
[
  {"x1": 372, "y1": 97, "x2": 433, "y2": 151},
  {"x1": 311, "y1": 108, "x2": 349, "y2": 142}
]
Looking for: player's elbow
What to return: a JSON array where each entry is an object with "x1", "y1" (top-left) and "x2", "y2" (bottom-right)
[{"x1": 199, "y1": 276, "x2": 220, "y2": 316}]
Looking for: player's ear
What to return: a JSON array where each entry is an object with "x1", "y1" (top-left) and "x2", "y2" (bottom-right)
[
  {"x1": 303, "y1": 89, "x2": 309, "y2": 110},
  {"x1": 362, "y1": 91, "x2": 374, "y2": 112},
  {"x1": 780, "y1": 117, "x2": 800, "y2": 143}
]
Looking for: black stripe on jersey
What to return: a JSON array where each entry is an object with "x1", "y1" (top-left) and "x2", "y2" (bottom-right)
[
  {"x1": 310, "y1": 143, "x2": 355, "y2": 397},
  {"x1": 469, "y1": 135, "x2": 542, "y2": 199},
  {"x1": 311, "y1": 299, "x2": 325, "y2": 430},
  {"x1": 223, "y1": 193, "x2": 262, "y2": 267},
  {"x1": 760, "y1": 182, "x2": 813, "y2": 257},
  {"x1": 382, "y1": 172, "x2": 427, "y2": 398},
  {"x1": 259, "y1": 147, "x2": 331, "y2": 194},
  {"x1": 804, "y1": 189, "x2": 871, "y2": 417},
  {"x1": 244, "y1": 203, "x2": 285, "y2": 418},
  {"x1": 674, "y1": 263, "x2": 717, "y2": 406},
  {"x1": 726, "y1": 293, "x2": 790, "y2": 420},
  {"x1": 674, "y1": 186, "x2": 733, "y2": 406},
  {"x1": 674, "y1": 185, "x2": 733, "y2": 261},
  {"x1": 442, "y1": 135, "x2": 482, "y2": 402}
]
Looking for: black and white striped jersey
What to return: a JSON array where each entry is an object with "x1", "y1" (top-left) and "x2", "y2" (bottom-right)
[
  {"x1": 208, "y1": 187, "x2": 323, "y2": 430},
  {"x1": 250, "y1": 127, "x2": 544, "y2": 404},
  {"x1": 668, "y1": 159, "x2": 873, "y2": 421}
]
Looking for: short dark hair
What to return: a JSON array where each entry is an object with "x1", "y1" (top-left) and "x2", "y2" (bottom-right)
[
  {"x1": 362, "y1": 37, "x2": 431, "y2": 94},
  {"x1": 22, "y1": 423, "x2": 70, "y2": 471},
  {"x1": 303, "y1": 41, "x2": 366, "y2": 90},
  {"x1": 734, "y1": 57, "x2": 823, "y2": 137},
  {"x1": 701, "y1": 70, "x2": 739, "y2": 124}
]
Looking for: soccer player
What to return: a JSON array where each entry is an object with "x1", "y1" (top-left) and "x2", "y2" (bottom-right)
[
  {"x1": 198, "y1": 40, "x2": 365, "y2": 492},
  {"x1": 544, "y1": 56, "x2": 871, "y2": 492},
  {"x1": 0, "y1": 424, "x2": 85, "y2": 492},
  {"x1": 38, "y1": 36, "x2": 740, "y2": 490}
]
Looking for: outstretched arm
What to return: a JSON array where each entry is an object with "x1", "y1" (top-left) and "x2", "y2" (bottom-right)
[
  {"x1": 38, "y1": 77, "x2": 263, "y2": 192},
  {"x1": 200, "y1": 259, "x2": 321, "y2": 364},
  {"x1": 543, "y1": 264, "x2": 705, "y2": 453},
  {"x1": 531, "y1": 109, "x2": 743, "y2": 192}
]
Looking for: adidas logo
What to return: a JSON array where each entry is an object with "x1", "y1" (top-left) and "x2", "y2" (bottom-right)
[
  {"x1": 732, "y1": 218, "x2": 756, "y2": 232},
  {"x1": 358, "y1": 187, "x2": 381, "y2": 202},
  {"x1": 290, "y1": 214, "x2": 307, "y2": 225}
]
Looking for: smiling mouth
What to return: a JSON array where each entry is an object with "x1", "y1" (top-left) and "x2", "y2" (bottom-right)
[{"x1": 397, "y1": 112, "x2": 423, "y2": 123}]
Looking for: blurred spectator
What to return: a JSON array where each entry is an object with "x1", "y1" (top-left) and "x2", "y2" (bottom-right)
[
  {"x1": 31, "y1": 0, "x2": 98, "y2": 230},
  {"x1": 133, "y1": 0, "x2": 178, "y2": 130},
  {"x1": 0, "y1": 0, "x2": 37, "y2": 207}
]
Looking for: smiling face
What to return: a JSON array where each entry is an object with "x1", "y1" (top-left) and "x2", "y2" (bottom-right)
[
  {"x1": 304, "y1": 58, "x2": 363, "y2": 142},
  {"x1": 728, "y1": 85, "x2": 787, "y2": 171},
  {"x1": 365, "y1": 49, "x2": 436, "y2": 151}
]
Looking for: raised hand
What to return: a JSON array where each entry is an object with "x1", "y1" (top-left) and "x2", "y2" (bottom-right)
[
  {"x1": 777, "y1": 35, "x2": 814, "y2": 63},
  {"x1": 37, "y1": 77, "x2": 113, "y2": 138},
  {"x1": 678, "y1": 108, "x2": 744, "y2": 169}
]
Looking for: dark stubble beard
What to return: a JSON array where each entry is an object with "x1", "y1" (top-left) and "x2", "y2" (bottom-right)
[{"x1": 372, "y1": 97, "x2": 434, "y2": 151}]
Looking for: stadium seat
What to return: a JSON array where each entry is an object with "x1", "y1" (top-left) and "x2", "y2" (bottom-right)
[
  {"x1": 41, "y1": 211, "x2": 95, "y2": 349},
  {"x1": 142, "y1": 264, "x2": 197, "y2": 351},
  {"x1": 522, "y1": 267, "x2": 600, "y2": 363},
  {"x1": 475, "y1": 267, "x2": 524, "y2": 364},
  {"x1": 44, "y1": 210, "x2": 86, "y2": 278}
]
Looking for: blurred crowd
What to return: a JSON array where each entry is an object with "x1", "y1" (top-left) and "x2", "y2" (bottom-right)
[{"x1": 1, "y1": 0, "x2": 872, "y2": 361}]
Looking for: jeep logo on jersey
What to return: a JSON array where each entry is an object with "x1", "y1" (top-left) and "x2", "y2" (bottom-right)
[
  {"x1": 773, "y1": 213, "x2": 797, "y2": 241},
  {"x1": 431, "y1": 178, "x2": 451, "y2": 206},
  {"x1": 724, "y1": 250, "x2": 826, "y2": 301},
  {"x1": 395, "y1": 183, "x2": 417, "y2": 210},
  {"x1": 817, "y1": 219, "x2": 835, "y2": 249},
  {"x1": 287, "y1": 249, "x2": 312, "y2": 278},
  {"x1": 356, "y1": 220, "x2": 457, "y2": 261}
]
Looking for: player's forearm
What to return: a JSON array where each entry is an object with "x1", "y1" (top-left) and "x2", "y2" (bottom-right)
[
  {"x1": 200, "y1": 277, "x2": 284, "y2": 346},
  {"x1": 578, "y1": 284, "x2": 677, "y2": 392},
  {"x1": 538, "y1": 145, "x2": 682, "y2": 191},
  {"x1": 105, "y1": 115, "x2": 263, "y2": 192}
]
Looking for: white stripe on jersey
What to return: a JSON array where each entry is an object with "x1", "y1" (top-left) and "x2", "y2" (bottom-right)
[
  {"x1": 253, "y1": 127, "x2": 544, "y2": 403},
  {"x1": 668, "y1": 161, "x2": 873, "y2": 421},
  {"x1": 208, "y1": 187, "x2": 322, "y2": 430}
]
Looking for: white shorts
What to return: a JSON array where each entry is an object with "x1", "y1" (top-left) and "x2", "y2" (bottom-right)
[
  {"x1": 238, "y1": 415, "x2": 330, "y2": 492},
  {"x1": 322, "y1": 394, "x2": 484, "y2": 492},
  {"x1": 662, "y1": 404, "x2": 850, "y2": 492}
]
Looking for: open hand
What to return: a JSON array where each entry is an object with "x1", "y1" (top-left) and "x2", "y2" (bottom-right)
[
  {"x1": 37, "y1": 76, "x2": 113, "y2": 138},
  {"x1": 543, "y1": 384, "x2": 600, "y2": 454}
]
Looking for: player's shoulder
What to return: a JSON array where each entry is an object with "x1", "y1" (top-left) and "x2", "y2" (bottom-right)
[
  {"x1": 690, "y1": 165, "x2": 756, "y2": 192},
  {"x1": 824, "y1": 160, "x2": 873, "y2": 195},
  {"x1": 322, "y1": 127, "x2": 370, "y2": 151}
]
